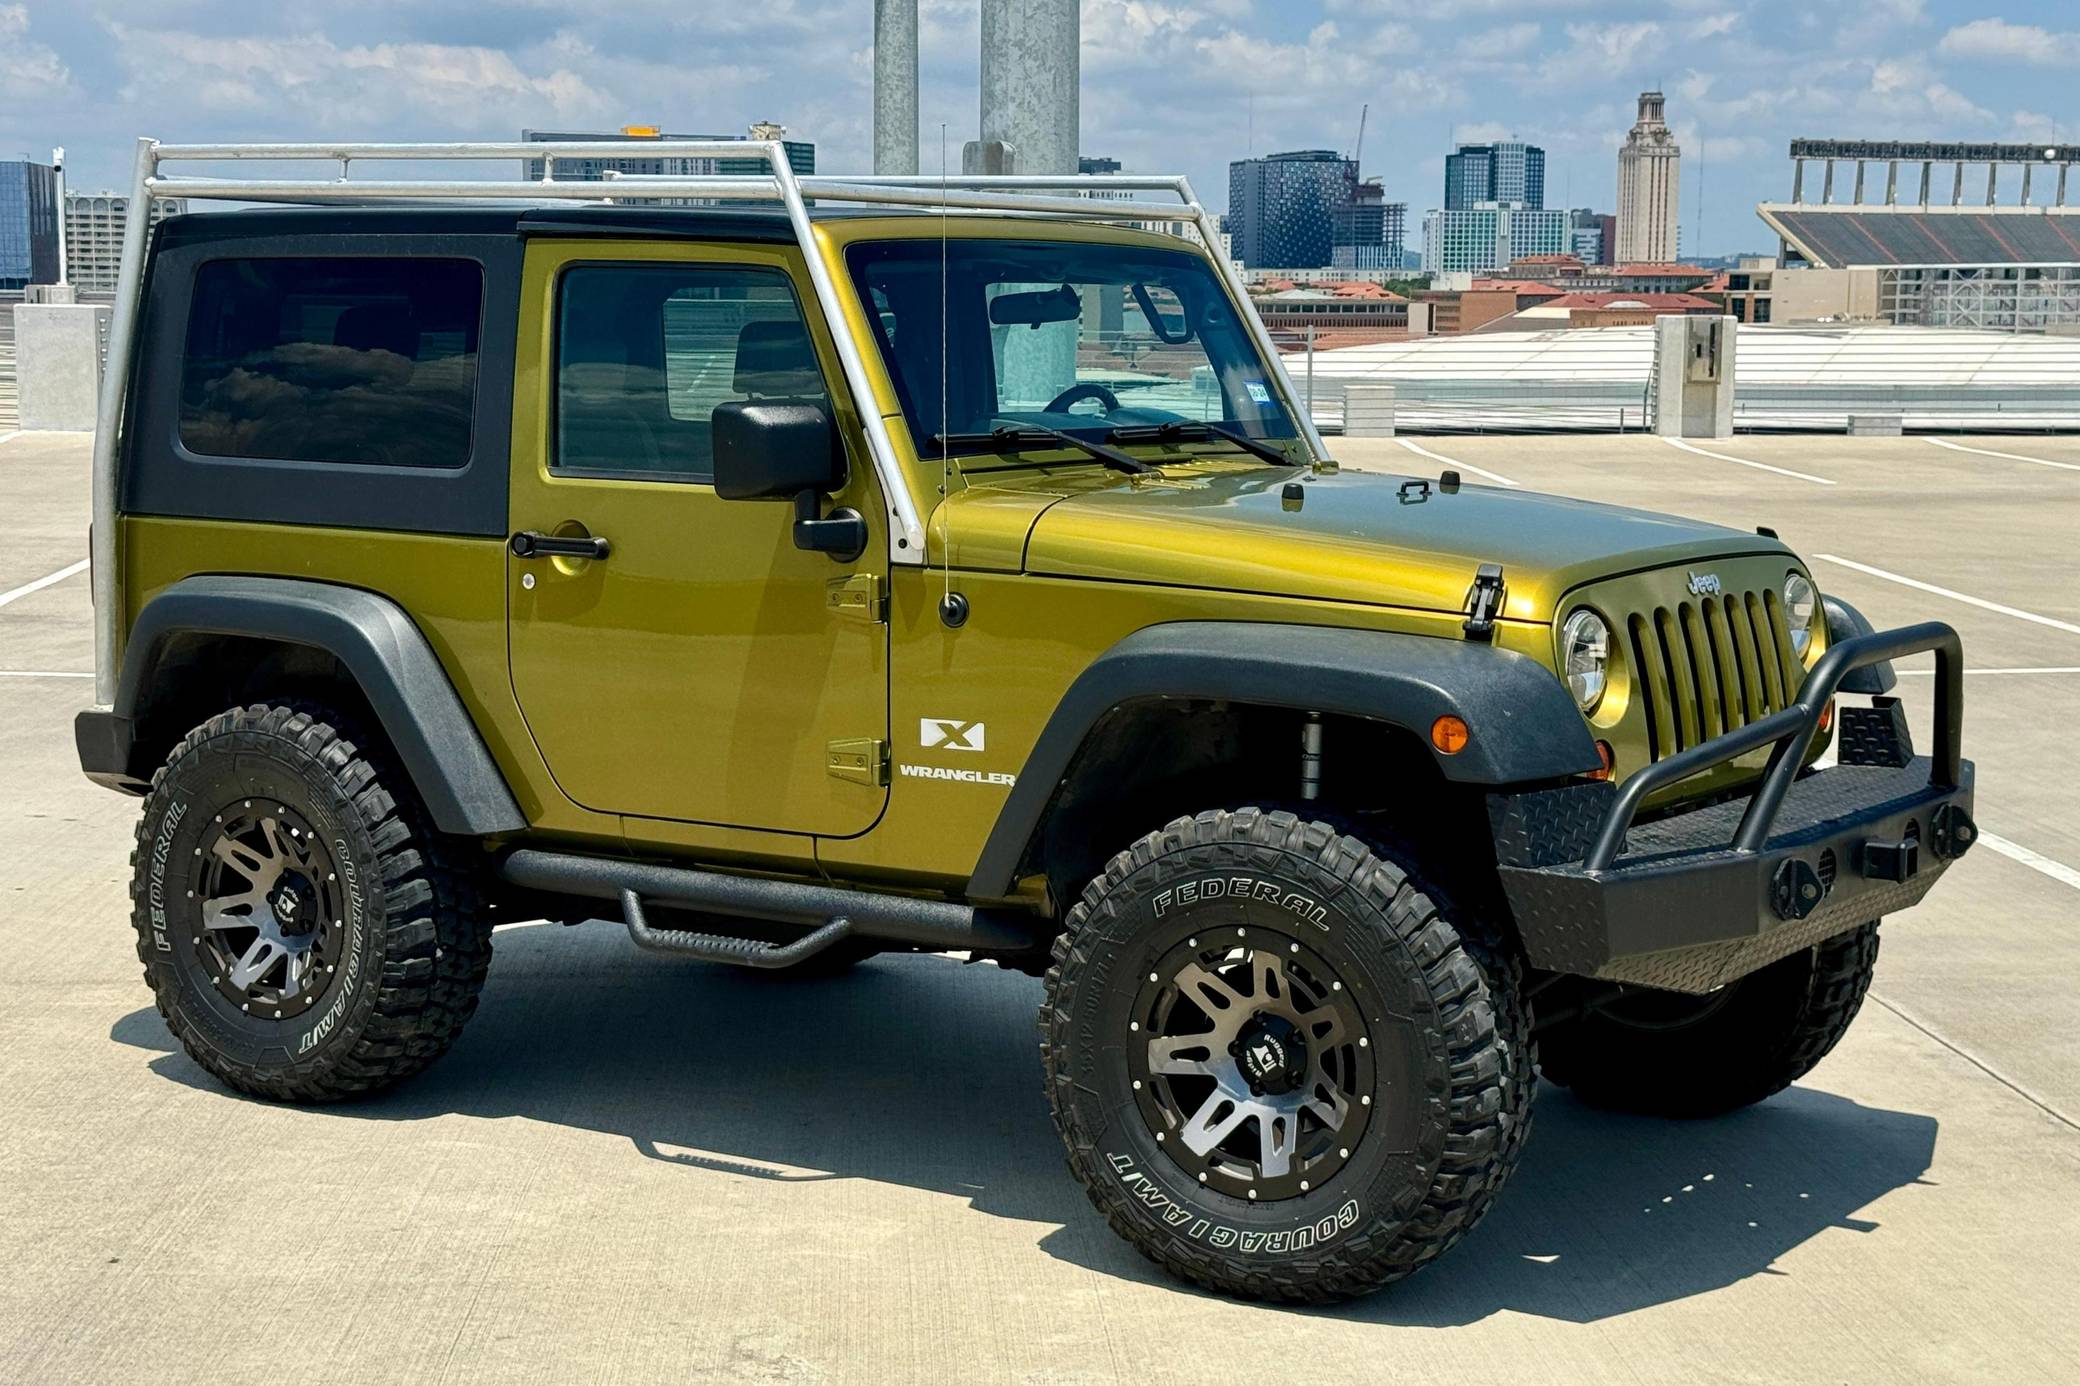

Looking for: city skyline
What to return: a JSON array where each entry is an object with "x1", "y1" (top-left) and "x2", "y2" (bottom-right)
[{"x1": 1, "y1": 1, "x2": 2074, "y2": 257}]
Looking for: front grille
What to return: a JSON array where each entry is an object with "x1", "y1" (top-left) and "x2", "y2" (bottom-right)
[{"x1": 1624, "y1": 588, "x2": 1802, "y2": 761}]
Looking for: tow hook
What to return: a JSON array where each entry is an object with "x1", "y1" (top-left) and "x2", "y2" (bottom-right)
[
  {"x1": 1930, "y1": 804, "x2": 1977, "y2": 860},
  {"x1": 1771, "y1": 858, "x2": 1825, "y2": 921}
]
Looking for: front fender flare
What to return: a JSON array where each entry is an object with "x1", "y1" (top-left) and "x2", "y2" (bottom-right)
[{"x1": 966, "y1": 621, "x2": 1598, "y2": 898}]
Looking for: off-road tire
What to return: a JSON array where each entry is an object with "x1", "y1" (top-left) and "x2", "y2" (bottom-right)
[
  {"x1": 1537, "y1": 923, "x2": 1879, "y2": 1118},
  {"x1": 130, "y1": 702, "x2": 492, "y2": 1102},
  {"x1": 1041, "y1": 807, "x2": 1533, "y2": 1303}
]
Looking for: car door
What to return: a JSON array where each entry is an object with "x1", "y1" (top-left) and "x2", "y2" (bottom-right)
[{"x1": 506, "y1": 238, "x2": 889, "y2": 837}]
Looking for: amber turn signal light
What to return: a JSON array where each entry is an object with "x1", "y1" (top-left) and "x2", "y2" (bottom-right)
[
  {"x1": 1818, "y1": 699, "x2": 1836, "y2": 734},
  {"x1": 1430, "y1": 715, "x2": 1470, "y2": 755},
  {"x1": 1588, "y1": 740, "x2": 1616, "y2": 781}
]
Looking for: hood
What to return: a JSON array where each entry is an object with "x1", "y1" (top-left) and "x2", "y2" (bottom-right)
[{"x1": 964, "y1": 463, "x2": 1786, "y2": 622}]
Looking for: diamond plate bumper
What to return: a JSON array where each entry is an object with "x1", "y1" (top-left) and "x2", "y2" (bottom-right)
[{"x1": 1488, "y1": 622, "x2": 1974, "y2": 994}]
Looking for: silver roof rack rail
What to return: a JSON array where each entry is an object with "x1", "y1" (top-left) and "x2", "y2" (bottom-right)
[{"x1": 88, "y1": 139, "x2": 1327, "y2": 706}]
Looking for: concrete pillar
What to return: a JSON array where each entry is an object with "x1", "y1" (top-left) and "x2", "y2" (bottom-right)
[
  {"x1": 1952, "y1": 162, "x2": 1965, "y2": 205},
  {"x1": 1651, "y1": 315, "x2": 1737, "y2": 440},
  {"x1": 1852, "y1": 160, "x2": 1866, "y2": 205},
  {"x1": 14, "y1": 303, "x2": 109, "y2": 432},
  {"x1": 1986, "y1": 163, "x2": 1999, "y2": 205},
  {"x1": 1343, "y1": 383, "x2": 1396, "y2": 438},
  {"x1": 1919, "y1": 161, "x2": 1932, "y2": 206},
  {"x1": 1822, "y1": 160, "x2": 1835, "y2": 204},
  {"x1": 1791, "y1": 159, "x2": 1805, "y2": 203},
  {"x1": 979, "y1": 0, "x2": 1078, "y2": 175},
  {"x1": 873, "y1": 0, "x2": 918, "y2": 175},
  {"x1": 1885, "y1": 160, "x2": 1898, "y2": 205},
  {"x1": 2021, "y1": 162, "x2": 2034, "y2": 205}
]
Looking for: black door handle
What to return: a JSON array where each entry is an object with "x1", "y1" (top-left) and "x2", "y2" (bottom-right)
[{"x1": 510, "y1": 530, "x2": 610, "y2": 560}]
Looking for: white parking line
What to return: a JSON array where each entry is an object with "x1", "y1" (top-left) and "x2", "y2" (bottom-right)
[
  {"x1": 1662, "y1": 436, "x2": 1836, "y2": 485},
  {"x1": 1927, "y1": 437, "x2": 2080, "y2": 473},
  {"x1": 1393, "y1": 437, "x2": 1519, "y2": 487},
  {"x1": 0, "y1": 558, "x2": 89, "y2": 610},
  {"x1": 1896, "y1": 666, "x2": 2080, "y2": 677},
  {"x1": 0, "y1": 670, "x2": 93, "y2": 679},
  {"x1": 1813, "y1": 554, "x2": 2080, "y2": 637},
  {"x1": 1977, "y1": 832, "x2": 2080, "y2": 893}
]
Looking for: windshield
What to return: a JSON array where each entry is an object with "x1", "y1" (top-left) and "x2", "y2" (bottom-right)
[{"x1": 844, "y1": 238, "x2": 1300, "y2": 459}]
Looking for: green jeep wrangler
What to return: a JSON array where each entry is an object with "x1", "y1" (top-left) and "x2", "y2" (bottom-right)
[{"x1": 75, "y1": 141, "x2": 1975, "y2": 1303}]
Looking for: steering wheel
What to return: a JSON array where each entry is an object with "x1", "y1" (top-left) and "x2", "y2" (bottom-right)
[{"x1": 1044, "y1": 383, "x2": 1120, "y2": 416}]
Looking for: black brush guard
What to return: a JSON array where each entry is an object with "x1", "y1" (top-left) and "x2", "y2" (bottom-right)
[{"x1": 1490, "y1": 622, "x2": 1976, "y2": 994}]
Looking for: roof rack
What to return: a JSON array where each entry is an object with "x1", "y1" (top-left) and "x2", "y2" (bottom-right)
[{"x1": 89, "y1": 139, "x2": 1327, "y2": 704}]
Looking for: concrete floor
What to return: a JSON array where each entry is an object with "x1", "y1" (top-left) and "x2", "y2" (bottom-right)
[{"x1": 1, "y1": 428, "x2": 2076, "y2": 1383}]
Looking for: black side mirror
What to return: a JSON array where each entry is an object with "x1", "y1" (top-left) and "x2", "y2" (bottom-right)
[
  {"x1": 712, "y1": 400, "x2": 844, "y2": 500},
  {"x1": 711, "y1": 400, "x2": 866, "y2": 562}
]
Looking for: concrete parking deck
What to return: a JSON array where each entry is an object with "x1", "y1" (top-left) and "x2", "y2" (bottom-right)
[{"x1": 1, "y1": 429, "x2": 2075, "y2": 1383}]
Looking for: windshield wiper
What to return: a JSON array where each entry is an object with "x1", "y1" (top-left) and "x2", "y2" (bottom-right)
[
  {"x1": 926, "y1": 424, "x2": 1154, "y2": 476},
  {"x1": 1104, "y1": 420, "x2": 1299, "y2": 466}
]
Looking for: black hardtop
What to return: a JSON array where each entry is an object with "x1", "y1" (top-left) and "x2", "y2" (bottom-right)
[{"x1": 151, "y1": 202, "x2": 929, "y2": 249}]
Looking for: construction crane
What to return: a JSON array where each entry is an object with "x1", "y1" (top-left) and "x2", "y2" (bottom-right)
[{"x1": 1353, "y1": 103, "x2": 1369, "y2": 168}]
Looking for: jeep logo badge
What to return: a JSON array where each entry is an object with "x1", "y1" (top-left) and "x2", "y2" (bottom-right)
[
  {"x1": 920, "y1": 718, "x2": 985, "y2": 752},
  {"x1": 1686, "y1": 571, "x2": 1722, "y2": 597}
]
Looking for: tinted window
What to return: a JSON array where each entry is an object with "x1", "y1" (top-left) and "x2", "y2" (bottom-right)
[
  {"x1": 556, "y1": 264, "x2": 825, "y2": 481},
  {"x1": 178, "y1": 257, "x2": 483, "y2": 469}
]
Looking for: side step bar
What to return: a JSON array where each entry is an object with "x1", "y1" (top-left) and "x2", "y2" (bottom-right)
[{"x1": 498, "y1": 849, "x2": 1044, "y2": 968}]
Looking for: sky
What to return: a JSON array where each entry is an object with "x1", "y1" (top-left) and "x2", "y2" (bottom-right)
[{"x1": 2, "y1": 0, "x2": 2075, "y2": 258}]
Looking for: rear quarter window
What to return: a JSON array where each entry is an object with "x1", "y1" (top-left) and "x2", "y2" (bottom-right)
[{"x1": 177, "y1": 257, "x2": 484, "y2": 469}]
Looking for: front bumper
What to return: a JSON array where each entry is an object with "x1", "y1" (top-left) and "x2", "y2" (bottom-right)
[{"x1": 1490, "y1": 622, "x2": 1976, "y2": 994}]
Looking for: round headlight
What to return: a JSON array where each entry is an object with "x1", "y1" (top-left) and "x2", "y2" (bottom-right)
[
  {"x1": 1784, "y1": 572, "x2": 1818, "y2": 660},
  {"x1": 1560, "y1": 609, "x2": 1611, "y2": 712}
]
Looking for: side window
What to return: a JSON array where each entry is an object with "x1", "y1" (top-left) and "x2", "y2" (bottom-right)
[
  {"x1": 178, "y1": 257, "x2": 483, "y2": 469},
  {"x1": 556, "y1": 264, "x2": 827, "y2": 481}
]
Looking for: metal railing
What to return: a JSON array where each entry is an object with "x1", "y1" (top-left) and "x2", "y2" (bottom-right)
[{"x1": 88, "y1": 138, "x2": 1329, "y2": 705}]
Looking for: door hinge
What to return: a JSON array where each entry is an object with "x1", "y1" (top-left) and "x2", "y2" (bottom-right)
[
  {"x1": 826, "y1": 573, "x2": 886, "y2": 624},
  {"x1": 826, "y1": 737, "x2": 889, "y2": 786}
]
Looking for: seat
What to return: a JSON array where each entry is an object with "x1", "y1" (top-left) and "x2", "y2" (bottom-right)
[{"x1": 733, "y1": 319, "x2": 825, "y2": 400}]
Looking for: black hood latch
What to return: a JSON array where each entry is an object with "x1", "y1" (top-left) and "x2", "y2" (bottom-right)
[{"x1": 1463, "y1": 563, "x2": 1506, "y2": 641}]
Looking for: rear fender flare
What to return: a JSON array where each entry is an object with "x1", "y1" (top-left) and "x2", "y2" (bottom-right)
[{"x1": 103, "y1": 575, "x2": 525, "y2": 836}]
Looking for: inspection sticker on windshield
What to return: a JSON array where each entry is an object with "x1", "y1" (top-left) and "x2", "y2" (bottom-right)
[{"x1": 1244, "y1": 381, "x2": 1273, "y2": 405}]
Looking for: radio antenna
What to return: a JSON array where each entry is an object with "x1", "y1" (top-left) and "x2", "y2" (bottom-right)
[{"x1": 936, "y1": 123, "x2": 966, "y2": 628}]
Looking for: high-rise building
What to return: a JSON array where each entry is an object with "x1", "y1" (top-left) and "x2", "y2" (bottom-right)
[
  {"x1": 0, "y1": 159, "x2": 61, "y2": 290},
  {"x1": 1331, "y1": 179, "x2": 1408, "y2": 271},
  {"x1": 62, "y1": 192, "x2": 189, "y2": 293},
  {"x1": 1568, "y1": 208, "x2": 1616, "y2": 267},
  {"x1": 1421, "y1": 202, "x2": 1569, "y2": 275},
  {"x1": 1078, "y1": 155, "x2": 1122, "y2": 176},
  {"x1": 1616, "y1": 92, "x2": 1681, "y2": 263},
  {"x1": 1444, "y1": 141, "x2": 1546, "y2": 211},
  {"x1": 1227, "y1": 150, "x2": 1359, "y2": 269},
  {"x1": 521, "y1": 125, "x2": 815, "y2": 201}
]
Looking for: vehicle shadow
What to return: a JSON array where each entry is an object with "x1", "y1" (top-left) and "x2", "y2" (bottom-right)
[{"x1": 112, "y1": 920, "x2": 1938, "y2": 1325}]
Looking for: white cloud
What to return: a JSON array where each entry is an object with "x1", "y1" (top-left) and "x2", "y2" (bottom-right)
[
  {"x1": 1866, "y1": 56, "x2": 1990, "y2": 123},
  {"x1": 1458, "y1": 22, "x2": 1542, "y2": 58},
  {"x1": 1561, "y1": 20, "x2": 1664, "y2": 71},
  {"x1": 105, "y1": 25, "x2": 611, "y2": 127},
  {"x1": 1939, "y1": 18, "x2": 2080, "y2": 67},
  {"x1": 0, "y1": 5, "x2": 73, "y2": 95}
]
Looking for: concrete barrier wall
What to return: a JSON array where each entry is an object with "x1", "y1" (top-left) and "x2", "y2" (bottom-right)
[{"x1": 15, "y1": 303, "x2": 108, "y2": 432}]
